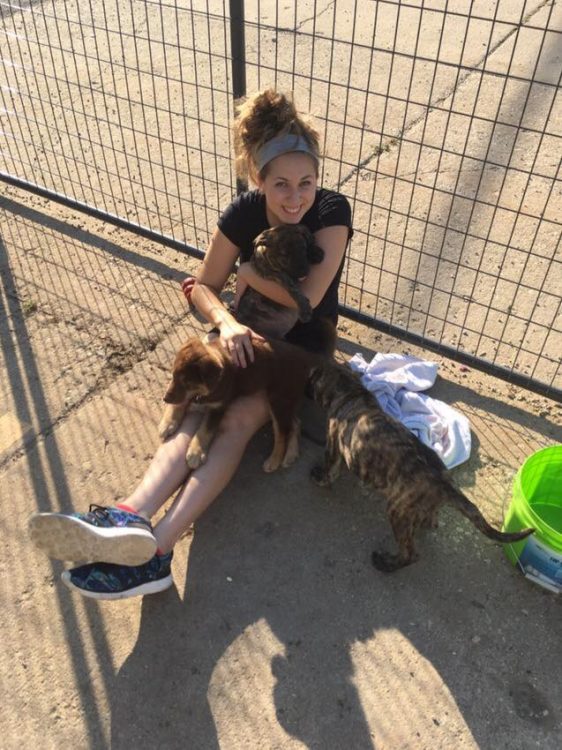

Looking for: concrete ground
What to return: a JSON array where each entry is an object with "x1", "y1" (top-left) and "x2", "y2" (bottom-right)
[
  {"x1": 1, "y1": 1, "x2": 561, "y2": 748},
  {"x1": 0, "y1": 185, "x2": 561, "y2": 749}
]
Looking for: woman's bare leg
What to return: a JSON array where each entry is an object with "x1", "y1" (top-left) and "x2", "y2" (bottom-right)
[
  {"x1": 124, "y1": 392, "x2": 270, "y2": 553},
  {"x1": 123, "y1": 410, "x2": 204, "y2": 519}
]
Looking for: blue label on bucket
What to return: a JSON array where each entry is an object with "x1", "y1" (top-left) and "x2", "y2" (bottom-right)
[{"x1": 518, "y1": 536, "x2": 562, "y2": 592}]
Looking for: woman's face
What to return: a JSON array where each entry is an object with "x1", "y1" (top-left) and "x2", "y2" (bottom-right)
[{"x1": 258, "y1": 152, "x2": 318, "y2": 226}]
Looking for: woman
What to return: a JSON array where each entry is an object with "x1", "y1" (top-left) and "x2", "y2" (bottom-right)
[{"x1": 29, "y1": 89, "x2": 353, "y2": 599}]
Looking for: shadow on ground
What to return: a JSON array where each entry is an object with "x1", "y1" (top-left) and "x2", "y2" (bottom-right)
[{"x1": 109, "y1": 430, "x2": 560, "y2": 750}]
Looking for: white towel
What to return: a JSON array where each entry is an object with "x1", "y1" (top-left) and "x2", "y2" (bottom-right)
[{"x1": 348, "y1": 352, "x2": 471, "y2": 469}]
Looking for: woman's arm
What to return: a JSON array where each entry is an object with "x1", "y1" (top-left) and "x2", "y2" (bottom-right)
[
  {"x1": 237, "y1": 224, "x2": 349, "y2": 310},
  {"x1": 191, "y1": 228, "x2": 264, "y2": 367}
]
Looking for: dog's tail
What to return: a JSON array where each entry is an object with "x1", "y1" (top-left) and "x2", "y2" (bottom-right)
[{"x1": 447, "y1": 483, "x2": 534, "y2": 543}]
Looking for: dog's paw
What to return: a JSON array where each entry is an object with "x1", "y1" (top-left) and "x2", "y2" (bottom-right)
[
  {"x1": 281, "y1": 438, "x2": 300, "y2": 468},
  {"x1": 186, "y1": 448, "x2": 206, "y2": 469},
  {"x1": 158, "y1": 418, "x2": 180, "y2": 441},
  {"x1": 310, "y1": 463, "x2": 330, "y2": 486},
  {"x1": 262, "y1": 456, "x2": 281, "y2": 473},
  {"x1": 281, "y1": 449, "x2": 299, "y2": 469}
]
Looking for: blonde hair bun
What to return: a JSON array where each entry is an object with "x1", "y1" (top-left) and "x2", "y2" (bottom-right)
[{"x1": 234, "y1": 89, "x2": 320, "y2": 183}]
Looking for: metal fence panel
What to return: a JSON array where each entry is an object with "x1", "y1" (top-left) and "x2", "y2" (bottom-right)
[{"x1": 1, "y1": 1, "x2": 560, "y2": 399}]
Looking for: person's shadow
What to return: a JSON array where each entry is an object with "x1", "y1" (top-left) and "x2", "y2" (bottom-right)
[{"x1": 109, "y1": 398, "x2": 561, "y2": 749}]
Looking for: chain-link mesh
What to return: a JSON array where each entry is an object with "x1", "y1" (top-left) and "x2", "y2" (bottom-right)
[{"x1": 1, "y1": 1, "x2": 560, "y2": 398}]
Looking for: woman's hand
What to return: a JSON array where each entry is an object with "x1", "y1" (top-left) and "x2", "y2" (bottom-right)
[
  {"x1": 191, "y1": 230, "x2": 262, "y2": 369},
  {"x1": 181, "y1": 276, "x2": 196, "y2": 304},
  {"x1": 218, "y1": 317, "x2": 264, "y2": 368}
]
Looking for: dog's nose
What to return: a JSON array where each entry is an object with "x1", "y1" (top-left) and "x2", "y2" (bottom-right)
[{"x1": 163, "y1": 385, "x2": 179, "y2": 403}]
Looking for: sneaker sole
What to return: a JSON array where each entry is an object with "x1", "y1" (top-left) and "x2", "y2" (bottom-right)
[
  {"x1": 29, "y1": 513, "x2": 157, "y2": 566},
  {"x1": 60, "y1": 570, "x2": 173, "y2": 600}
]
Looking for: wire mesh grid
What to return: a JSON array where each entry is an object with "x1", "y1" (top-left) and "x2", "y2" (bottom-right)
[
  {"x1": 0, "y1": 0, "x2": 561, "y2": 399},
  {"x1": 0, "y1": 0, "x2": 235, "y2": 250}
]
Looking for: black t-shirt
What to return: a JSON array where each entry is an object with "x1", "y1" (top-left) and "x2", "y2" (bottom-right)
[{"x1": 217, "y1": 188, "x2": 353, "y2": 323}]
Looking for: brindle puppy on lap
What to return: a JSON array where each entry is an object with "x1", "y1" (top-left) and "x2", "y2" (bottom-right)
[
  {"x1": 309, "y1": 361, "x2": 534, "y2": 572},
  {"x1": 233, "y1": 223, "x2": 325, "y2": 338}
]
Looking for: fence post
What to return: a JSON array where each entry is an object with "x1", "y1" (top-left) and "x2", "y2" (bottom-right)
[{"x1": 229, "y1": 0, "x2": 247, "y2": 193}]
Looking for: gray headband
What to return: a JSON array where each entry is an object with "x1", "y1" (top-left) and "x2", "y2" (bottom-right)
[{"x1": 256, "y1": 133, "x2": 317, "y2": 173}]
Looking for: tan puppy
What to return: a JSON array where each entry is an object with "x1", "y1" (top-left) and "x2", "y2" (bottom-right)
[{"x1": 159, "y1": 336, "x2": 317, "y2": 472}]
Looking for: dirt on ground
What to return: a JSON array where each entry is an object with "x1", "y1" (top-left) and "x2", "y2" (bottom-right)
[{"x1": 1, "y1": 184, "x2": 561, "y2": 749}]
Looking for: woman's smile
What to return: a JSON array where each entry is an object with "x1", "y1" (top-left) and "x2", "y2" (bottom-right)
[{"x1": 259, "y1": 151, "x2": 318, "y2": 226}]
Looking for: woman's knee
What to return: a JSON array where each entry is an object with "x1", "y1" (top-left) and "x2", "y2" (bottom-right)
[
  {"x1": 159, "y1": 409, "x2": 203, "y2": 454},
  {"x1": 218, "y1": 394, "x2": 269, "y2": 437}
]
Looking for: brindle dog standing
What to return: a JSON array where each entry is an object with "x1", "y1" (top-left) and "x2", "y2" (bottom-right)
[
  {"x1": 310, "y1": 361, "x2": 534, "y2": 572},
  {"x1": 234, "y1": 223, "x2": 325, "y2": 339}
]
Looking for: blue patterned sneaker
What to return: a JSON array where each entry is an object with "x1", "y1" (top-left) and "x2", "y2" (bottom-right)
[
  {"x1": 61, "y1": 552, "x2": 173, "y2": 600},
  {"x1": 28, "y1": 504, "x2": 157, "y2": 565}
]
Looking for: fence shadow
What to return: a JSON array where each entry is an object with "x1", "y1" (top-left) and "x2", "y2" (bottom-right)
[
  {"x1": 0, "y1": 226, "x2": 117, "y2": 746},
  {"x1": 0, "y1": 194, "x2": 202, "y2": 747}
]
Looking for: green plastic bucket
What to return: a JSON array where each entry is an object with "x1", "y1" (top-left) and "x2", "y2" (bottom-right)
[{"x1": 503, "y1": 444, "x2": 562, "y2": 593}]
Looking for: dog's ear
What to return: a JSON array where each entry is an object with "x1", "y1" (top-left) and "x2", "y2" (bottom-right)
[{"x1": 195, "y1": 356, "x2": 223, "y2": 393}]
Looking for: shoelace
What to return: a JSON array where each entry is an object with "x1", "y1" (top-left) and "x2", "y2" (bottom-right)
[{"x1": 87, "y1": 503, "x2": 114, "y2": 524}]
